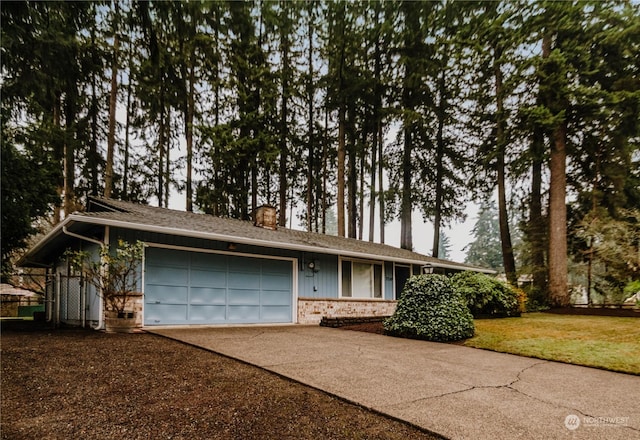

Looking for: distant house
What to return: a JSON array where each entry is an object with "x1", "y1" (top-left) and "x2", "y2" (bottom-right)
[
  {"x1": 19, "y1": 197, "x2": 494, "y2": 329},
  {"x1": 0, "y1": 283, "x2": 42, "y2": 318}
]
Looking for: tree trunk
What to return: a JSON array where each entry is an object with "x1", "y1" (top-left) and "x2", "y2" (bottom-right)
[
  {"x1": 369, "y1": 125, "x2": 378, "y2": 242},
  {"x1": 399, "y1": 5, "x2": 415, "y2": 251},
  {"x1": 63, "y1": 83, "x2": 77, "y2": 217},
  {"x1": 337, "y1": 107, "x2": 346, "y2": 237},
  {"x1": 378, "y1": 109, "x2": 385, "y2": 244},
  {"x1": 89, "y1": 25, "x2": 99, "y2": 197},
  {"x1": 347, "y1": 105, "x2": 357, "y2": 239},
  {"x1": 123, "y1": 48, "x2": 132, "y2": 201},
  {"x1": 323, "y1": 108, "x2": 329, "y2": 234},
  {"x1": 369, "y1": 137, "x2": 378, "y2": 242},
  {"x1": 548, "y1": 122, "x2": 569, "y2": 306},
  {"x1": 90, "y1": 74, "x2": 99, "y2": 196},
  {"x1": 52, "y1": 95, "x2": 63, "y2": 224},
  {"x1": 369, "y1": 21, "x2": 381, "y2": 243},
  {"x1": 278, "y1": 22, "x2": 289, "y2": 228},
  {"x1": 494, "y1": 44, "x2": 517, "y2": 286},
  {"x1": 497, "y1": 153, "x2": 517, "y2": 285},
  {"x1": 358, "y1": 129, "x2": 366, "y2": 241},
  {"x1": 306, "y1": 4, "x2": 314, "y2": 231},
  {"x1": 104, "y1": 3, "x2": 120, "y2": 199},
  {"x1": 212, "y1": 5, "x2": 221, "y2": 216},
  {"x1": 185, "y1": 61, "x2": 195, "y2": 212},
  {"x1": 278, "y1": 29, "x2": 289, "y2": 227},
  {"x1": 530, "y1": 126, "x2": 546, "y2": 296},
  {"x1": 164, "y1": 112, "x2": 170, "y2": 209},
  {"x1": 63, "y1": 135, "x2": 75, "y2": 217},
  {"x1": 529, "y1": 32, "x2": 551, "y2": 298},
  {"x1": 432, "y1": 70, "x2": 446, "y2": 258},
  {"x1": 400, "y1": 125, "x2": 412, "y2": 250},
  {"x1": 251, "y1": 165, "x2": 257, "y2": 215},
  {"x1": 336, "y1": 10, "x2": 346, "y2": 238},
  {"x1": 157, "y1": 70, "x2": 165, "y2": 207}
]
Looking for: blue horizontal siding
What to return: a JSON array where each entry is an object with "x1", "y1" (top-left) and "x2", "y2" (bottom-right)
[{"x1": 111, "y1": 228, "x2": 400, "y2": 301}]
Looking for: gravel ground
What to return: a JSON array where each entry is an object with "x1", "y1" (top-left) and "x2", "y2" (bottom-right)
[{"x1": 1, "y1": 326, "x2": 441, "y2": 440}]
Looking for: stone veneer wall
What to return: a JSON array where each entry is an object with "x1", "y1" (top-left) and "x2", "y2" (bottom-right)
[
  {"x1": 297, "y1": 297, "x2": 397, "y2": 325},
  {"x1": 106, "y1": 293, "x2": 144, "y2": 327}
]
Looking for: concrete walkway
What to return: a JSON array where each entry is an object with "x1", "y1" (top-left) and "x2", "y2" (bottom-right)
[{"x1": 150, "y1": 326, "x2": 640, "y2": 440}]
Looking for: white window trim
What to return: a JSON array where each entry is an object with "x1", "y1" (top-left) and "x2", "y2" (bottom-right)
[{"x1": 338, "y1": 256, "x2": 385, "y2": 300}]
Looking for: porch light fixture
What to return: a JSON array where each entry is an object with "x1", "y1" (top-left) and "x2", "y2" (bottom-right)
[{"x1": 423, "y1": 263, "x2": 433, "y2": 274}]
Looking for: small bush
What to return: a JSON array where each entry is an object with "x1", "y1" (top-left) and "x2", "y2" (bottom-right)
[
  {"x1": 450, "y1": 272, "x2": 520, "y2": 318},
  {"x1": 525, "y1": 299, "x2": 550, "y2": 313},
  {"x1": 384, "y1": 274, "x2": 474, "y2": 342}
]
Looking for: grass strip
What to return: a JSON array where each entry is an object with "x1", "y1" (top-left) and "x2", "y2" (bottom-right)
[{"x1": 464, "y1": 313, "x2": 640, "y2": 375}]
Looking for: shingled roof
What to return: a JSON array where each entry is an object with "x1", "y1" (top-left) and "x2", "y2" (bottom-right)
[{"x1": 20, "y1": 197, "x2": 494, "y2": 273}]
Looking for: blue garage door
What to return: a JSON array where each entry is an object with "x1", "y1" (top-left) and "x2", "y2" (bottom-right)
[{"x1": 144, "y1": 248, "x2": 293, "y2": 325}]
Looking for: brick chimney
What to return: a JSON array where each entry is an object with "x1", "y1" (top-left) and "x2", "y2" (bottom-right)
[{"x1": 254, "y1": 205, "x2": 277, "y2": 230}]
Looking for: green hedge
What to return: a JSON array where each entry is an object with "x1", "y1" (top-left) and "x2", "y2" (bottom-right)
[
  {"x1": 450, "y1": 271, "x2": 520, "y2": 318},
  {"x1": 384, "y1": 274, "x2": 474, "y2": 342}
]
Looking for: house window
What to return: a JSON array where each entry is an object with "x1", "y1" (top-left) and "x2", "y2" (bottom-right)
[{"x1": 341, "y1": 259, "x2": 383, "y2": 299}]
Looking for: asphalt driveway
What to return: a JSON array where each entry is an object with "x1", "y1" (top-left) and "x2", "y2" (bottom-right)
[{"x1": 150, "y1": 325, "x2": 640, "y2": 440}]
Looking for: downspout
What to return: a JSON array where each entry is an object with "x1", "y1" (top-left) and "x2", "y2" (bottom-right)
[
  {"x1": 62, "y1": 225, "x2": 108, "y2": 330},
  {"x1": 62, "y1": 226, "x2": 104, "y2": 247}
]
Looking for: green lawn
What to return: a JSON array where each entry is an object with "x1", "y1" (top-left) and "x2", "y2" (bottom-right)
[{"x1": 464, "y1": 313, "x2": 640, "y2": 375}]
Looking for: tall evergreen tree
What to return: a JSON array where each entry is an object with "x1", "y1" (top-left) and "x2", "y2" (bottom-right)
[
  {"x1": 427, "y1": 1, "x2": 468, "y2": 258},
  {"x1": 104, "y1": 0, "x2": 121, "y2": 199},
  {"x1": 2, "y1": 2, "x2": 94, "y2": 218},
  {"x1": 463, "y1": 2, "x2": 523, "y2": 285},
  {"x1": 464, "y1": 201, "x2": 504, "y2": 271}
]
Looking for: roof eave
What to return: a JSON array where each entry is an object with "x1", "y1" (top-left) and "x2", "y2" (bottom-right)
[
  {"x1": 16, "y1": 217, "x2": 72, "y2": 267},
  {"x1": 63, "y1": 216, "x2": 490, "y2": 272}
]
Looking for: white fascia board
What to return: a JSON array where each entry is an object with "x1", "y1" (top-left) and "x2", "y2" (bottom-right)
[{"x1": 68, "y1": 215, "x2": 489, "y2": 272}]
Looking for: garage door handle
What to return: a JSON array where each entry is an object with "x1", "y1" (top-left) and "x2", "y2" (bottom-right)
[{"x1": 155, "y1": 300, "x2": 161, "y2": 304}]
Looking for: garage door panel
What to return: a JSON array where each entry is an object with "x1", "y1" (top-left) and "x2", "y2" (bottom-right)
[
  {"x1": 228, "y1": 305, "x2": 260, "y2": 321},
  {"x1": 261, "y1": 290, "x2": 291, "y2": 305},
  {"x1": 150, "y1": 248, "x2": 190, "y2": 267},
  {"x1": 190, "y1": 269, "x2": 226, "y2": 287},
  {"x1": 145, "y1": 304, "x2": 188, "y2": 324},
  {"x1": 228, "y1": 256, "x2": 256, "y2": 273},
  {"x1": 145, "y1": 248, "x2": 293, "y2": 325},
  {"x1": 189, "y1": 305, "x2": 226, "y2": 321},
  {"x1": 228, "y1": 289, "x2": 260, "y2": 305},
  {"x1": 228, "y1": 272, "x2": 260, "y2": 289},
  {"x1": 191, "y1": 252, "x2": 226, "y2": 270},
  {"x1": 262, "y1": 273, "x2": 291, "y2": 290},
  {"x1": 146, "y1": 285, "x2": 188, "y2": 304},
  {"x1": 190, "y1": 287, "x2": 226, "y2": 304},
  {"x1": 146, "y1": 266, "x2": 189, "y2": 286},
  {"x1": 261, "y1": 306, "x2": 291, "y2": 321},
  {"x1": 262, "y1": 259, "x2": 291, "y2": 274}
]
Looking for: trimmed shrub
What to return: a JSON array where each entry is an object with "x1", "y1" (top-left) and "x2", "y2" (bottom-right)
[
  {"x1": 384, "y1": 274, "x2": 474, "y2": 342},
  {"x1": 450, "y1": 271, "x2": 520, "y2": 318}
]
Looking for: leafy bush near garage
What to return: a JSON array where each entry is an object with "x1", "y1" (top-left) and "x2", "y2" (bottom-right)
[
  {"x1": 450, "y1": 271, "x2": 521, "y2": 318},
  {"x1": 383, "y1": 274, "x2": 474, "y2": 342}
]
